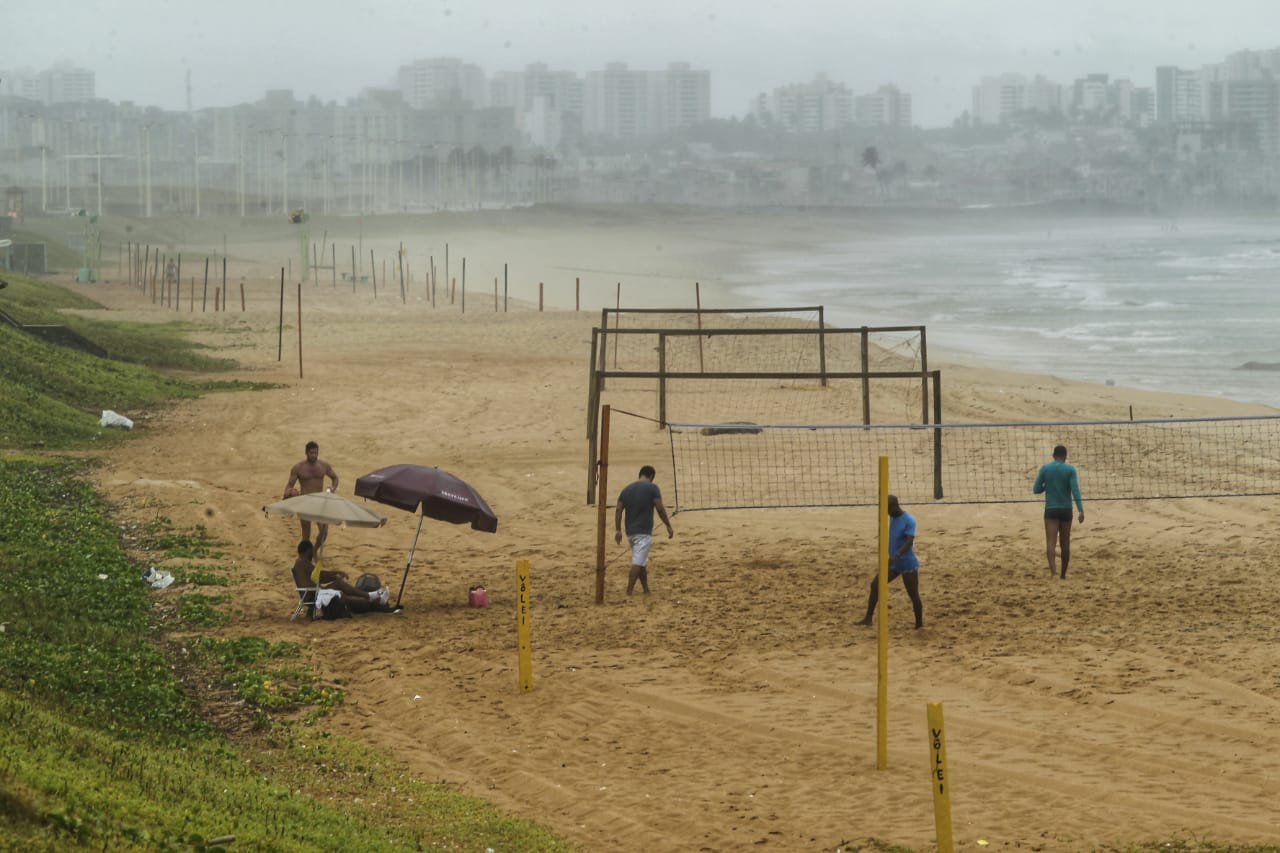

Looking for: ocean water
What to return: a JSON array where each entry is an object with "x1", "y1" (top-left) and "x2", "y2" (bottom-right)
[{"x1": 728, "y1": 215, "x2": 1280, "y2": 409}]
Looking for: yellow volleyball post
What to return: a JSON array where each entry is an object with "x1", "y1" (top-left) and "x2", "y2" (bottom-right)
[
  {"x1": 516, "y1": 559, "x2": 533, "y2": 692},
  {"x1": 876, "y1": 455, "x2": 889, "y2": 769},
  {"x1": 927, "y1": 702, "x2": 955, "y2": 853}
]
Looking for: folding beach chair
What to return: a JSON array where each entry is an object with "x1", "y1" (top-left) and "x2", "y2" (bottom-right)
[
  {"x1": 290, "y1": 555, "x2": 325, "y2": 622},
  {"x1": 291, "y1": 584, "x2": 318, "y2": 621}
]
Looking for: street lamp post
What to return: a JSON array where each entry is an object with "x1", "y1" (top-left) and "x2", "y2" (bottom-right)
[
  {"x1": 191, "y1": 128, "x2": 201, "y2": 217},
  {"x1": 143, "y1": 123, "x2": 154, "y2": 218},
  {"x1": 281, "y1": 131, "x2": 289, "y2": 214},
  {"x1": 322, "y1": 137, "x2": 331, "y2": 215},
  {"x1": 237, "y1": 129, "x2": 246, "y2": 217},
  {"x1": 94, "y1": 125, "x2": 103, "y2": 217}
]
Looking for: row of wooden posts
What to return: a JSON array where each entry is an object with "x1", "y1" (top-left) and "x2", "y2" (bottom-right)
[{"x1": 123, "y1": 240, "x2": 678, "y2": 316}]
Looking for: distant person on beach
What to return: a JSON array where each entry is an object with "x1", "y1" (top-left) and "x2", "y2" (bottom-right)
[
  {"x1": 1033, "y1": 444, "x2": 1084, "y2": 579},
  {"x1": 856, "y1": 494, "x2": 923, "y2": 629},
  {"x1": 614, "y1": 465, "x2": 674, "y2": 595},
  {"x1": 284, "y1": 441, "x2": 339, "y2": 550},
  {"x1": 291, "y1": 539, "x2": 391, "y2": 614}
]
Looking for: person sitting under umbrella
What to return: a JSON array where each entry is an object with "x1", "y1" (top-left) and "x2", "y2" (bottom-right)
[{"x1": 291, "y1": 539, "x2": 393, "y2": 614}]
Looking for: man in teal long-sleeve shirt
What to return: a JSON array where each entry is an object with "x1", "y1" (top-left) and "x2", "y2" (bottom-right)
[{"x1": 1033, "y1": 444, "x2": 1084, "y2": 579}]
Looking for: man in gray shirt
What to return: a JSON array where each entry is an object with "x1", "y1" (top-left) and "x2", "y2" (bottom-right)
[{"x1": 614, "y1": 465, "x2": 675, "y2": 595}]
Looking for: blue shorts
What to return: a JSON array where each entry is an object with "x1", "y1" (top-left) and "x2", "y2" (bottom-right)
[{"x1": 1044, "y1": 507, "x2": 1074, "y2": 522}]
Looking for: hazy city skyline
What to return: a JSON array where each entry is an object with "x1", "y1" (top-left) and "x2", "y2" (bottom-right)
[{"x1": 10, "y1": 0, "x2": 1279, "y2": 127}]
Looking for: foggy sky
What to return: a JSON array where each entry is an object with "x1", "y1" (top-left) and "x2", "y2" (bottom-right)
[{"x1": 13, "y1": 0, "x2": 1278, "y2": 127}]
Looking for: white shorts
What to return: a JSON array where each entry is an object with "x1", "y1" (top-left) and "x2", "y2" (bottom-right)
[{"x1": 628, "y1": 534, "x2": 653, "y2": 567}]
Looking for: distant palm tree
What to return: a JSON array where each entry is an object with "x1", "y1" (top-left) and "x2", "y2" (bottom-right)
[{"x1": 862, "y1": 146, "x2": 885, "y2": 197}]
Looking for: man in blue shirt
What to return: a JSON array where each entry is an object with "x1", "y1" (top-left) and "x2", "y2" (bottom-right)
[
  {"x1": 1033, "y1": 444, "x2": 1085, "y2": 579},
  {"x1": 856, "y1": 495, "x2": 923, "y2": 629},
  {"x1": 614, "y1": 465, "x2": 674, "y2": 595}
]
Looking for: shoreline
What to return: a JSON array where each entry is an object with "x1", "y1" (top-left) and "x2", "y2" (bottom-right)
[{"x1": 56, "y1": 203, "x2": 1279, "y2": 414}]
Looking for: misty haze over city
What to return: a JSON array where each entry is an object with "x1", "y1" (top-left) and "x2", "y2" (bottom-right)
[
  {"x1": 6, "y1": 0, "x2": 1279, "y2": 124},
  {"x1": 2, "y1": 0, "x2": 1279, "y2": 217}
]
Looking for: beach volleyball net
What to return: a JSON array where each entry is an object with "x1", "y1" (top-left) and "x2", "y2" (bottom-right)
[
  {"x1": 665, "y1": 415, "x2": 1280, "y2": 511},
  {"x1": 586, "y1": 311, "x2": 934, "y2": 501}
]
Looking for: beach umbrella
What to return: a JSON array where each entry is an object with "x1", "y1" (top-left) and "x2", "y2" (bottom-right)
[
  {"x1": 263, "y1": 490, "x2": 388, "y2": 566},
  {"x1": 263, "y1": 490, "x2": 389, "y2": 529},
  {"x1": 354, "y1": 464, "x2": 498, "y2": 607}
]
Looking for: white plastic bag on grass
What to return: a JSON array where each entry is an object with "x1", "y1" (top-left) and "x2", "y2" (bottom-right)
[{"x1": 99, "y1": 410, "x2": 133, "y2": 429}]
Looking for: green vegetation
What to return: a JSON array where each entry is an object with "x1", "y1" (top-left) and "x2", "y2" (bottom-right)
[{"x1": 0, "y1": 274, "x2": 574, "y2": 851}]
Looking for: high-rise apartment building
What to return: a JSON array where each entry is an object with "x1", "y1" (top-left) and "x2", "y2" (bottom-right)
[
  {"x1": 752, "y1": 75, "x2": 853, "y2": 132},
  {"x1": 662, "y1": 62, "x2": 711, "y2": 131},
  {"x1": 584, "y1": 63, "x2": 652, "y2": 138},
  {"x1": 0, "y1": 64, "x2": 95, "y2": 104},
  {"x1": 972, "y1": 73, "x2": 1063, "y2": 124},
  {"x1": 1155, "y1": 66, "x2": 1204, "y2": 122},
  {"x1": 396, "y1": 58, "x2": 486, "y2": 109},
  {"x1": 581, "y1": 62, "x2": 709, "y2": 138},
  {"x1": 854, "y1": 84, "x2": 912, "y2": 127},
  {"x1": 490, "y1": 63, "x2": 586, "y2": 148}
]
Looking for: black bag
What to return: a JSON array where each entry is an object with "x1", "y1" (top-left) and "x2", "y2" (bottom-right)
[{"x1": 320, "y1": 595, "x2": 353, "y2": 620}]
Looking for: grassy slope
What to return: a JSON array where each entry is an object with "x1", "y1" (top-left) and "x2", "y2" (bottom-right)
[{"x1": 0, "y1": 273, "x2": 574, "y2": 851}]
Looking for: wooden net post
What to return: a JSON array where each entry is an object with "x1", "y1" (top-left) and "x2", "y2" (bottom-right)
[{"x1": 595, "y1": 404, "x2": 611, "y2": 604}]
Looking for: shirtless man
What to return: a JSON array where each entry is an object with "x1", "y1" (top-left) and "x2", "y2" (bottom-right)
[{"x1": 284, "y1": 441, "x2": 339, "y2": 550}]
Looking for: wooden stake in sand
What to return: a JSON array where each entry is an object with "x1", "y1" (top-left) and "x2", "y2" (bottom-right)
[
  {"x1": 398, "y1": 243, "x2": 406, "y2": 304},
  {"x1": 695, "y1": 282, "x2": 704, "y2": 373},
  {"x1": 277, "y1": 268, "x2": 285, "y2": 362},
  {"x1": 297, "y1": 283, "x2": 304, "y2": 380}
]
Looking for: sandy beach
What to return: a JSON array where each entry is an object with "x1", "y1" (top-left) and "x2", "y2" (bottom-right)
[{"x1": 66, "y1": 206, "x2": 1280, "y2": 852}]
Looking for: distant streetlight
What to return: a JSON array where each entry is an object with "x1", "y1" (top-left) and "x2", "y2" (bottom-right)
[
  {"x1": 142, "y1": 122, "x2": 155, "y2": 218},
  {"x1": 281, "y1": 131, "x2": 289, "y2": 214}
]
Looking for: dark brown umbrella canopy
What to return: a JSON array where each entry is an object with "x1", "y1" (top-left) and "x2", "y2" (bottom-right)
[{"x1": 354, "y1": 464, "x2": 498, "y2": 532}]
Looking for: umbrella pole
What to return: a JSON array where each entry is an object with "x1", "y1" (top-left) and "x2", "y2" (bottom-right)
[
  {"x1": 312, "y1": 541, "x2": 326, "y2": 584},
  {"x1": 396, "y1": 514, "x2": 425, "y2": 608}
]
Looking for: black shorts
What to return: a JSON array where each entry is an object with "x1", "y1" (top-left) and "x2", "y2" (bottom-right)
[{"x1": 1044, "y1": 507, "x2": 1074, "y2": 522}]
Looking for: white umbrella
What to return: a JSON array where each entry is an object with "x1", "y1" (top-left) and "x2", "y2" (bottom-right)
[
  {"x1": 263, "y1": 491, "x2": 388, "y2": 529},
  {"x1": 264, "y1": 491, "x2": 389, "y2": 587}
]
